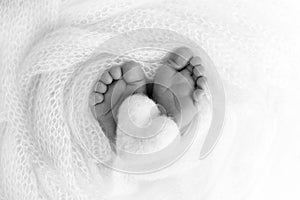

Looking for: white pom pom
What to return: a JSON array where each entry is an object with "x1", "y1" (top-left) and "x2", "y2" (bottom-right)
[
  {"x1": 119, "y1": 93, "x2": 160, "y2": 130},
  {"x1": 116, "y1": 94, "x2": 180, "y2": 154}
]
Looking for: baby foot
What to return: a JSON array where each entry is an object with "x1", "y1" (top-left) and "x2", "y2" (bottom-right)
[
  {"x1": 90, "y1": 61, "x2": 146, "y2": 147},
  {"x1": 153, "y1": 47, "x2": 206, "y2": 131}
]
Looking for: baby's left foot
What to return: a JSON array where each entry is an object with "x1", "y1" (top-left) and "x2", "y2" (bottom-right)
[{"x1": 153, "y1": 47, "x2": 206, "y2": 130}]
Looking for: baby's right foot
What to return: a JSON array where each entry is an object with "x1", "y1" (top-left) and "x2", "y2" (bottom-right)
[
  {"x1": 153, "y1": 47, "x2": 206, "y2": 130},
  {"x1": 90, "y1": 61, "x2": 146, "y2": 146}
]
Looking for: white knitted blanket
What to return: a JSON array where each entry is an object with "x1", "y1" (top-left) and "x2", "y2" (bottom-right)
[{"x1": 0, "y1": 0, "x2": 291, "y2": 199}]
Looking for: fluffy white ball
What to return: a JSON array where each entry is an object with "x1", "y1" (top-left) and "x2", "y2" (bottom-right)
[{"x1": 116, "y1": 94, "x2": 180, "y2": 155}]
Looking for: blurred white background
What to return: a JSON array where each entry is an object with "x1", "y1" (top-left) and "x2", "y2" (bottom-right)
[{"x1": 194, "y1": 0, "x2": 300, "y2": 199}]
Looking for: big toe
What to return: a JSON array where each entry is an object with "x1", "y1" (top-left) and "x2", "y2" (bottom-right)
[
  {"x1": 121, "y1": 61, "x2": 146, "y2": 93},
  {"x1": 164, "y1": 46, "x2": 193, "y2": 70},
  {"x1": 122, "y1": 61, "x2": 144, "y2": 82}
]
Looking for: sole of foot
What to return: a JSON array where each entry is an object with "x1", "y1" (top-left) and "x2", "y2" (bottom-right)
[
  {"x1": 90, "y1": 61, "x2": 146, "y2": 148},
  {"x1": 153, "y1": 46, "x2": 206, "y2": 131}
]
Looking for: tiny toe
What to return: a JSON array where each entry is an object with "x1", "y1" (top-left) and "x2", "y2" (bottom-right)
[
  {"x1": 193, "y1": 65, "x2": 205, "y2": 77},
  {"x1": 181, "y1": 68, "x2": 192, "y2": 76},
  {"x1": 196, "y1": 76, "x2": 207, "y2": 89},
  {"x1": 101, "y1": 71, "x2": 113, "y2": 84},
  {"x1": 95, "y1": 81, "x2": 107, "y2": 93},
  {"x1": 122, "y1": 61, "x2": 144, "y2": 83},
  {"x1": 109, "y1": 66, "x2": 122, "y2": 80},
  {"x1": 187, "y1": 65, "x2": 193, "y2": 73},
  {"x1": 189, "y1": 56, "x2": 202, "y2": 66},
  {"x1": 193, "y1": 89, "x2": 204, "y2": 102},
  {"x1": 167, "y1": 47, "x2": 193, "y2": 69},
  {"x1": 94, "y1": 93, "x2": 104, "y2": 104}
]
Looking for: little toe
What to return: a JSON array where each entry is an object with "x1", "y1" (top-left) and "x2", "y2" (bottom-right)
[
  {"x1": 196, "y1": 76, "x2": 207, "y2": 89},
  {"x1": 109, "y1": 66, "x2": 122, "y2": 80},
  {"x1": 166, "y1": 47, "x2": 193, "y2": 69},
  {"x1": 94, "y1": 81, "x2": 119, "y2": 117},
  {"x1": 95, "y1": 81, "x2": 107, "y2": 93},
  {"x1": 100, "y1": 71, "x2": 113, "y2": 84},
  {"x1": 192, "y1": 65, "x2": 205, "y2": 77},
  {"x1": 193, "y1": 88, "x2": 204, "y2": 102}
]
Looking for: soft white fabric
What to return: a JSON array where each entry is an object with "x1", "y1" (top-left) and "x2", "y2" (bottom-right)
[{"x1": 0, "y1": 0, "x2": 295, "y2": 200}]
